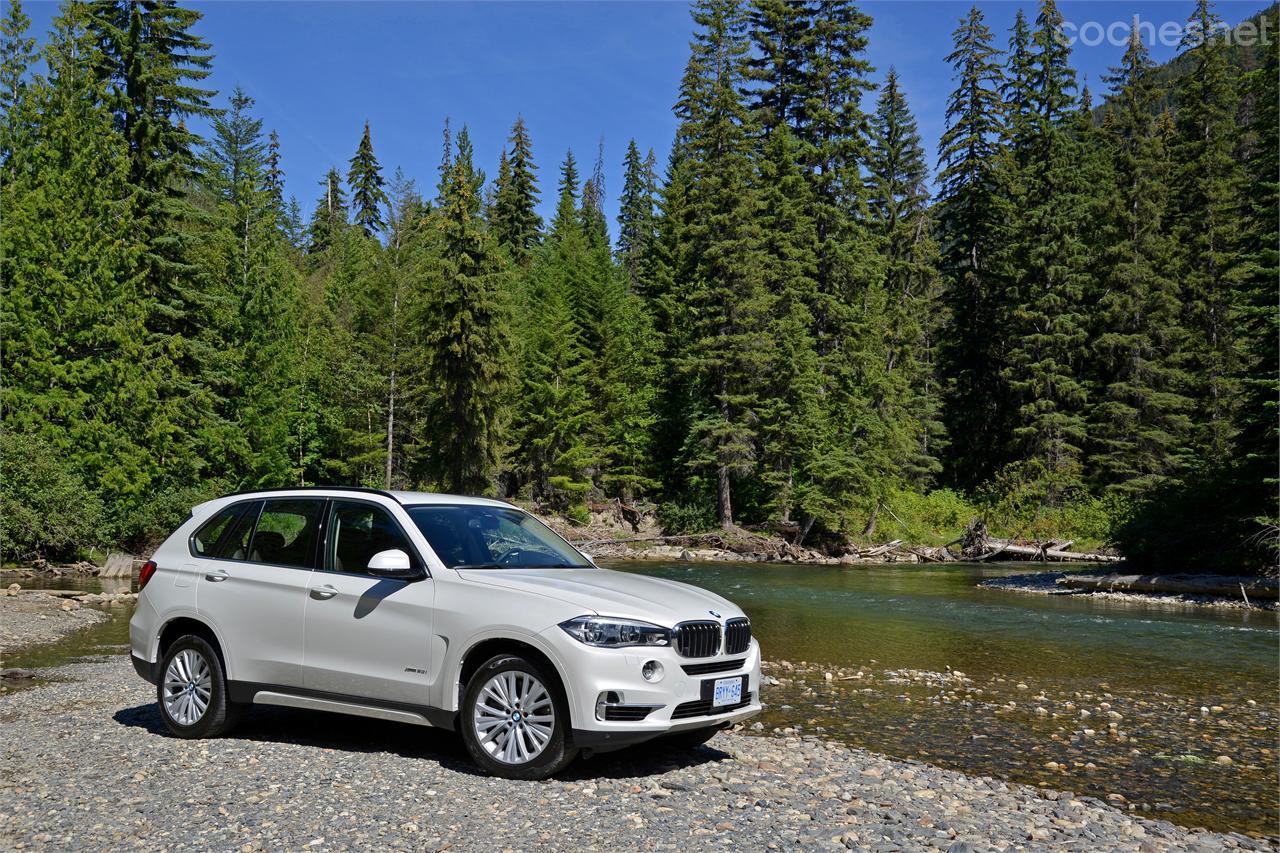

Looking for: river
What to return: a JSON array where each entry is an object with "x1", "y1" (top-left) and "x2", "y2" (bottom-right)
[
  {"x1": 7, "y1": 562, "x2": 1277, "y2": 837},
  {"x1": 611, "y1": 559, "x2": 1278, "y2": 838}
]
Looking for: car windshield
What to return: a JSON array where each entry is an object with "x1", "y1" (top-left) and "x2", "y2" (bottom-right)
[{"x1": 405, "y1": 504, "x2": 592, "y2": 570}]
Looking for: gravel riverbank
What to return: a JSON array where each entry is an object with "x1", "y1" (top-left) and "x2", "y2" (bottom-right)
[
  {"x1": 1, "y1": 655, "x2": 1271, "y2": 851},
  {"x1": 0, "y1": 589, "x2": 108, "y2": 655}
]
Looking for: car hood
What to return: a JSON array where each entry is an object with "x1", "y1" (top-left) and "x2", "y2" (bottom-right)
[{"x1": 453, "y1": 567, "x2": 742, "y2": 626}]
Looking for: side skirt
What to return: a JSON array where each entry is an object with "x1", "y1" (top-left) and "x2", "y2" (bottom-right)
[{"x1": 227, "y1": 681, "x2": 456, "y2": 731}]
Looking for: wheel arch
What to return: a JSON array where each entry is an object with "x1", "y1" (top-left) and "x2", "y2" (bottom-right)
[
  {"x1": 158, "y1": 616, "x2": 231, "y2": 678},
  {"x1": 456, "y1": 635, "x2": 575, "y2": 725}
]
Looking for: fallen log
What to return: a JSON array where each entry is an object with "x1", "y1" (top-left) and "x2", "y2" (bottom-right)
[
  {"x1": 861, "y1": 539, "x2": 904, "y2": 558},
  {"x1": 1056, "y1": 573, "x2": 1278, "y2": 600},
  {"x1": 976, "y1": 539, "x2": 1119, "y2": 563}
]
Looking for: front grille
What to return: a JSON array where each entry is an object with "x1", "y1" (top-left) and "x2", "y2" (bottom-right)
[
  {"x1": 724, "y1": 618, "x2": 751, "y2": 654},
  {"x1": 681, "y1": 659, "x2": 746, "y2": 676},
  {"x1": 672, "y1": 620, "x2": 720, "y2": 658},
  {"x1": 603, "y1": 705, "x2": 657, "y2": 722},
  {"x1": 671, "y1": 692, "x2": 754, "y2": 720}
]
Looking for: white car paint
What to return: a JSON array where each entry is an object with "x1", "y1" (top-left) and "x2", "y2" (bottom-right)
[{"x1": 130, "y1": 488, "x2": 763, "y2": 752}]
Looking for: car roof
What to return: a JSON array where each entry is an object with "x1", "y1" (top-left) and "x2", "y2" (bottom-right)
[{"x1": 196, "y1": 487, "x2": 514, "y2": 514}]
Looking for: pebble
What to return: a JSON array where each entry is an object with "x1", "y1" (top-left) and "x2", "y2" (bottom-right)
[{"x1": 1, "y1": 656, "x2": 1269, "y2": 851}]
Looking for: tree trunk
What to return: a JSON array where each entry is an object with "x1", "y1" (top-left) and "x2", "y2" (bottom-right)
[{"x1": 717, "y1": 464, "x2": 733, "y2": 529}]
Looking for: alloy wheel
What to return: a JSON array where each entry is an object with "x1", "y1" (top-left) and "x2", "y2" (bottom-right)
[
  {"x1": 471, "y1": 670, "x2": 556, "y2": 764},
  {"x1": 162, "y1": 648, "x2": 213, "y2": 726}
]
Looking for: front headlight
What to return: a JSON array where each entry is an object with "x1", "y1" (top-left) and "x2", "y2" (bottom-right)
[{"x1": 559, "y1": 616, "x2": 670, "y2": 648}]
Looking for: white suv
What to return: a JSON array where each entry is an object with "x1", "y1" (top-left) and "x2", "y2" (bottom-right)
[{"x1": 129, "y1": 488, "x2": 762, "y2": 778}]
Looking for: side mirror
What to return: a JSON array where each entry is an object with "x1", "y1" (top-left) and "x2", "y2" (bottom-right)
[{"x1": 366, "y1": 549, "x2": 417, "y2": 579}]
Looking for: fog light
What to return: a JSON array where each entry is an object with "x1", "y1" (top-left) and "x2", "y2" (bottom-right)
[{"x1": 642, "y1": 660, "x2": 664, "y2": 682}]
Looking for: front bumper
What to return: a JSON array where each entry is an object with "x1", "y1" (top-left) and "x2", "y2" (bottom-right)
[{"x1": 542, "y1": 628, "x2": 763, "y2": 751}]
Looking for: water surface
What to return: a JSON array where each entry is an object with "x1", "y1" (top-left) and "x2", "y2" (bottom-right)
[{"x1": 610, "y1": 560, "x2": 1278, "y2": 837}]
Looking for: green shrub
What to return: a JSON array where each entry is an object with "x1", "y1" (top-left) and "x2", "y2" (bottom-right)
[
  {"x1": 0, "y1": 431, "x2": 104, "y2": 562},
  {"x1": 121, "y1": 480, "x2": 233, "y2": 552},
  {"x1": 657, "y1": 501, "x2": 716, "y2": 535},
  {"x1": 566, "y1": 503, "x2": 591, "y2": 525}
]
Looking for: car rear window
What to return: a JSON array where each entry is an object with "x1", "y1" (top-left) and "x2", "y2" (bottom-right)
[{"x1": 191, "y1": 507, "x2": 239, "y2": 557}]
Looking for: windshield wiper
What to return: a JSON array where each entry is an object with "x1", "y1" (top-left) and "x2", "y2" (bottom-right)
[{"x1": 451, "y1": 562, "x2": 590, "y2": 570}]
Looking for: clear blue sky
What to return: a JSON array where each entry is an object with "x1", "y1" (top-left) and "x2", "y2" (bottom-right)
[{"x1": 24, "y1": 1, "x2": 1267, "y2": 235}]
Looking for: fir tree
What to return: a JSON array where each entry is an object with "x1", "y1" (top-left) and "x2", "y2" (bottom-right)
[
  {"x1": 1171, "y1": 0, "x2": 1247, "y2": 457},
  {"x1": 745, "y1": 0, "x2": 812, "y2": 131},
  {"x1": 491, "y1": 116, "x2": 542, "y2": 265},
  {"x1": 265, "y1": 129, "x2": 285, "y2": 213},
  {"x1": 207, "y1": 86, "x2": 266, "y2": 209},
  {"x1": 0, "y1": 0, "x2": 35, "y2": 168},
  {"x1": 1088, "y1": 32, "x2": 1193, "y2": 493},
  {"x1": 935, "y1": 6, "x2": 1009, "y2": 490},
  {"x1": 867, "y1": 68, "x2": 945, "y2": 486},
  {"x1": 417, "y1": 152, "x2": 512, "y2": 493},
  {"x1": 674, "y1": 0, "x2": 770, "y2": 528},
  {"x1": 997, "y1": 0, "x2": 1091, "y2": 503},
  {"x1": 1, "y1": 2, "x2": 156, "y2": 533},
  {"x1": 307, "y1": 167, "x2": 347, "y2": 255},
  {"x1": 616, "y1": 139, "x2": 658, "y2": 292},
  {"x1": 347, "y1": 121, "x2": 388, "y2": 236},
  {"x1": 755, "y1": 126, "x2": 823, "y2": 522}
]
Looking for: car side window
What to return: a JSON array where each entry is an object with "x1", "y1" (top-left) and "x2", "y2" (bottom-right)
[
  {"x1": 211, "y1": 501, "x2": 262, "y2": 561},
  {"x1": 249, "y1": 499, "x2": 323, "y2": 569},
  {"x1": 327, "y1": 500, "x2": 416, "y2": 574},
  {"x1": 191, "y1": 507, "x2": 239, "y2": 557}
]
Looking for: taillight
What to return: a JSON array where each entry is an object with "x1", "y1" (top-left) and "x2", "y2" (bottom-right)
[{"x1": 138, "y1": 560, "x2": 157, "y2": 590}]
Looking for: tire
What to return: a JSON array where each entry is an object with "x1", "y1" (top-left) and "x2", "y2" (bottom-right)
[
  {"x1": 156, "y1": 635, "x2": 243, "y2": 738},
  {"x1": 662, "y1": 724, "x2": 724, "y2": 751},
  {"x1": 460, "y1": 654, "x2": 578, "y2": 780}
]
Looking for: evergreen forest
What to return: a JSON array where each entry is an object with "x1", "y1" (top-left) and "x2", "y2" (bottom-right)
[{"x1": 1, "y1": 0, "x2": 1276, "y2": 573}]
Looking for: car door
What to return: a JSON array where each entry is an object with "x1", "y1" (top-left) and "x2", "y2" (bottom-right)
[
  {"x1": 195, "y1": 498, "x2": 323, "y2": 689},
  {"x1": 301, "y1": 498, "x2": 435, "y2": 705}
]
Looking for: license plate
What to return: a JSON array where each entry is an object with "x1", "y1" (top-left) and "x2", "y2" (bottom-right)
[{"x1": 712, "y1": 676, "x2": 743, "y2": 707}]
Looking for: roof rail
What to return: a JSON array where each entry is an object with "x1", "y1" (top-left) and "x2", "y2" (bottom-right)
[{"x1": 220, "y1": 485, "x2": 402, "y2": 503}]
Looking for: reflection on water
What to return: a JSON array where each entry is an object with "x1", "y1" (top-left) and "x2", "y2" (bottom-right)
[{"x1": 610, "y1": 560, "x2": 1279, "y2": 837}]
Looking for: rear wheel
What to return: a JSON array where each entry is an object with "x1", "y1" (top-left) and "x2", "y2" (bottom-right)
[
  {"x1": 157, "y1": 635, "x2": 242, "y2": 738},
  {"x1": 460, "y1": 654, "x2": 577, "y2": 780}
]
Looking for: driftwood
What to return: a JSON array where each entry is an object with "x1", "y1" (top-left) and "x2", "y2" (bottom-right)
[
  {"x1": 959, "y1": 518, "x2": 1117, "y2": 563},
  {"x1": 100, "y1": 553, "x2": 134, "y2": 578},
  {"x1": 1056, "y1": 573, "x2": 1278, "y2": 600}
]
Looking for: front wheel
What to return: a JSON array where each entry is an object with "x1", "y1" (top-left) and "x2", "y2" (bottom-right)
[
  {"x1": 157, "y1": 635, "x2": 242, "y2": 738},
  {"x1": 460, "y1": 654, "x2": 578, "y2": 780}
]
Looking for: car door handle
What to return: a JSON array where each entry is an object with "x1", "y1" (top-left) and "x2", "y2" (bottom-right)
[
  {"x1": 204, "y1": 570, "x2": 230, "y2": 582},
  {"x1": 310, "y1": 585, "x2": 338, "y2": 600}
]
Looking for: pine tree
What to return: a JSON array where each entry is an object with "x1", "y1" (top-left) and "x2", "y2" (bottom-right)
[
  {"x1": 935, "y1": 5, "x2": 1010, "y2": 490},
  {"x1": 416, "y1": 150, "x2": 512, "y2": 494},
  {"x1": 347, "y1": 121, "x2": 388, "y2": 236},
  {"x1": 1088, "y1": 32, "x2": 1193, "y2": 493},
  {"x1": 491, "y1": 116, "x2": 541, "y2": 265},
  {"x1": 867, "y1": 68, "x2": 945, "y2": 486},
  {"x1": 1171, "y1": 0, "x2": 1247, "y2": 457}
]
